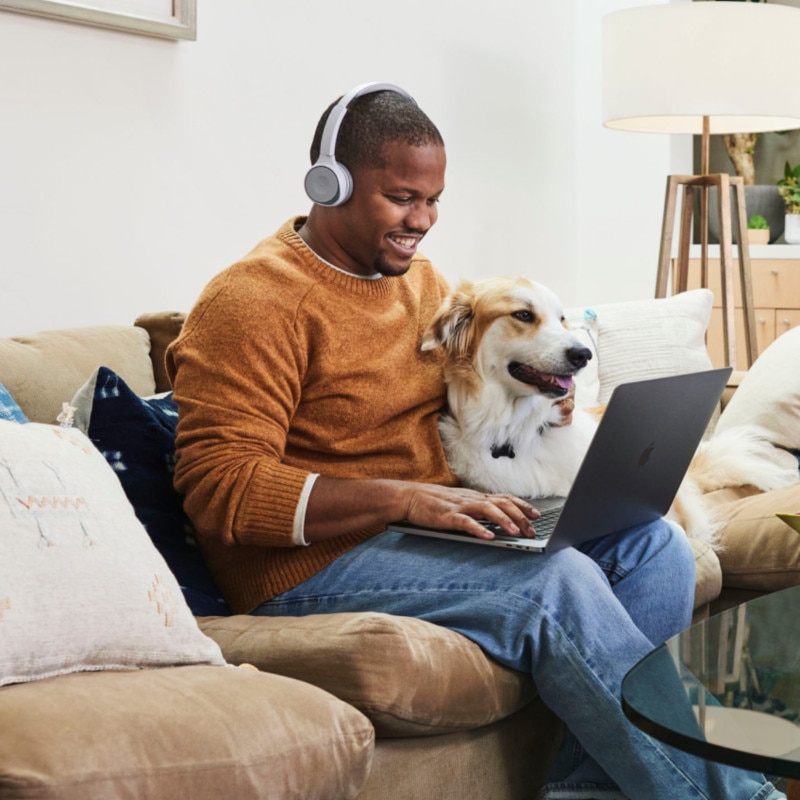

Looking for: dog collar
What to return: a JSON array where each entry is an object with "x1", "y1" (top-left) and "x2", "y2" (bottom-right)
[{"x1": 490, "y1": 442, "x2": 516, "y2": 459}]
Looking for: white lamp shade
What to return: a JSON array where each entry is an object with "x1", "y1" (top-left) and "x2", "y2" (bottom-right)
[{"x1": 603, "y1": 3, "x2": 800, "y2": 134}]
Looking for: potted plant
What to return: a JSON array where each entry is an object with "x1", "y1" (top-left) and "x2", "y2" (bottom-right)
[
  {"x1": 777, "y1": 161, "x2": 800, "y2": 244},
  {"x1": 747, "y1": 214, "x2": 770, "y2": 246}
]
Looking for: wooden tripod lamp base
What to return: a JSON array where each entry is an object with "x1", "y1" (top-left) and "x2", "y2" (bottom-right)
[{"x1": 655, "y1": 172, "x2": 758, "y2": 369}]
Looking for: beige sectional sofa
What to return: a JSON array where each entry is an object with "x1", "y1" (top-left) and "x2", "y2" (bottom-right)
[{"x1": 1, "y1": 288, "x2": 799, "y2": 800}]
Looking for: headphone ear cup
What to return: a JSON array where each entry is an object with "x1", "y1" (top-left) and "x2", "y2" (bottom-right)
[
  {"x1": 335, "y1": 164, "x2": 353, "y2": 205},
  {"x1": 306, "y1": 83, "x2": 413, "y2": 207},
  {"x1": 304, "y1": 157, "x2": 353, "y2": 207}
]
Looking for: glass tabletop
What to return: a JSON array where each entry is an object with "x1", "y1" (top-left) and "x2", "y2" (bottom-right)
[{"x1": 622, "y1": 585, "x2": 800, "y2": 779}]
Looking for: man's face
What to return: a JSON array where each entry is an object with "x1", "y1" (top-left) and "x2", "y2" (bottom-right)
[{"x1": 333, "y1": 140, "x2": 446, "y2": 277}]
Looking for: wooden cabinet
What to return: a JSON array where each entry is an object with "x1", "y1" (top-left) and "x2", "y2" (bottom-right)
[{"x1": 674, "y1": 257, "x2": 800, "y2": 369}]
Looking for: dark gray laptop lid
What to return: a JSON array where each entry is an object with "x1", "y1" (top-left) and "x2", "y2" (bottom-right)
[{"x1": 545, "y1": 366, "x2": 732, "y2": 553}]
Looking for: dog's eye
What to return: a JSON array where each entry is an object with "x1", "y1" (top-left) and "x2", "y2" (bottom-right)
[{"x1": 511, "y1": 310, "x2": 536, "y2": 323}]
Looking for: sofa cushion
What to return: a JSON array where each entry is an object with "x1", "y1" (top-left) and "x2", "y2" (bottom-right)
[
  {"x1": 565, "y1": 289, "x2": 713, "y2": 407},
  {"x1": 715, "y1": 324, "x2": 800, "y2": 452},
  {"x1": 0, "y1": 665, "x2": 374, "y2": 800},
  {"x1": 0, "y1": 420, "x2": 225, "y2": 687},
  {"x1": 71, "y1": 366, "x2": 229, "y2": 617},
  {"x1": 0, "y1": 325, "x2": 156, "y2": 424},
  {"x1": 0, "y1": 381, "x2": 27, "y2": 424},
  {"x1": 705, "y1": 483, "x2": 800, "y2": 592},
  {"x1": 198, "y1": 611, "x2": 537, "y2": 738}
]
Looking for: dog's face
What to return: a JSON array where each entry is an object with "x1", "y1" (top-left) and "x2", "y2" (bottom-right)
[{"x1": 422, "y1": 276, "x2": 591, "y2": 399}]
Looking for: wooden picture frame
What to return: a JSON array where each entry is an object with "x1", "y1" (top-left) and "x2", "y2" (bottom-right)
[{"x1": 0, "y1": 0, "x2": 196, "y2": 40}]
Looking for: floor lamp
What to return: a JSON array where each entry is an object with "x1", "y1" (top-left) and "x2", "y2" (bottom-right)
[{"x1": 602, "y1": 2, "x2": 800, "y2": 369}]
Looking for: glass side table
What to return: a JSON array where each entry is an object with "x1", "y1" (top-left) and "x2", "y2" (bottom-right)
[{"x1": 622, "y1": 586, "x2": 800, "y2": 782}]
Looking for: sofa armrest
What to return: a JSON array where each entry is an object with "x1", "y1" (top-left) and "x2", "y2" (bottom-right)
[{"x1": 134, "y1": 311, "x2": 186, "y2": 392}]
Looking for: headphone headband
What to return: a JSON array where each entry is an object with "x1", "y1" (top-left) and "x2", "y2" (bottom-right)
[
  {"x1": 317, "y1": 82, "x2": 414, "y2": 160},
  {"x1": 305, "y1": 82, "x2": 416, "y2": 207}
]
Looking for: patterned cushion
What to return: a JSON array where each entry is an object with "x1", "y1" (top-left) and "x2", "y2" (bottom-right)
[
  {"x1": 0, "y1": 421, "x2": 226, "y2": 687},
  {"x1": 0, "y1": 381, "x2": 27, "y2": 424},
  {"x1": 72, "y1": 367, "x2": 230, "y2": 617}
]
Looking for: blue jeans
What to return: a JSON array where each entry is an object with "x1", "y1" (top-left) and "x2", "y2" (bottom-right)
[{"x1": 252, "y1": 521, "x2": 783, "y2": 800}]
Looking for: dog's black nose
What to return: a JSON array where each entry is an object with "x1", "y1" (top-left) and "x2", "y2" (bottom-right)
[{"x1": 567, "y1": 346, "x2": 592, "y2": 370}]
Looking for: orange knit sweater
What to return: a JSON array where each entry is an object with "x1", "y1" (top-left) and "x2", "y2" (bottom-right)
[{"x1": 166, "y1": 218, "x2": 458, "y2": 613}]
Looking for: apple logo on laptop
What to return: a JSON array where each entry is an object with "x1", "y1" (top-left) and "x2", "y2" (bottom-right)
[{"x1": 638, "y1": 441, "x2": 655, "y2": 467}]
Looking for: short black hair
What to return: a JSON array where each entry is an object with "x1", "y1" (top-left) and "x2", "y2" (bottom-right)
[{"x1": 309, "y1": 89, "x2": 444, "y2": 172}]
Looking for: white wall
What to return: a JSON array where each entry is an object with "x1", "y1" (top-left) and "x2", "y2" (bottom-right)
[{"x1": 0, "y1": 0, "x2": 677, "y2": 336}]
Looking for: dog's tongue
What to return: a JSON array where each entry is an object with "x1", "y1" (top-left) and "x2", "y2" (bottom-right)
[{"x1": 508, "y1": 362, "x2": 575, "y2": 395}]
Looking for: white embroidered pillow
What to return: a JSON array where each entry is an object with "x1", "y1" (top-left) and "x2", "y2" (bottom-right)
[{"x1": 0, "y1": 421, "x2": 225, "y2": 687}]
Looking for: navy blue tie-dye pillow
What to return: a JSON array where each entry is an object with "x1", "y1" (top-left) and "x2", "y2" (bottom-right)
[
  {"x1": 74, "y1": 366, "x2": 230, "y2": 617},
  {"x1": 0, "y1": 381, "x2": 28, "y2": 424}
]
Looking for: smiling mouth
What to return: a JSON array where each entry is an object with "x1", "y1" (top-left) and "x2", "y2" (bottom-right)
[
  {"x1": 507, "y1": 361, "x2": 574, "y2": 397},
  {"x1": 388, "y1": 233, "x2": 421, "y2": 253}
]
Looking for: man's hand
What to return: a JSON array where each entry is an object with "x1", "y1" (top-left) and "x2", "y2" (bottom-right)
[{"x1": 400, "y1": 483, "x2": 540, "y2": 541}]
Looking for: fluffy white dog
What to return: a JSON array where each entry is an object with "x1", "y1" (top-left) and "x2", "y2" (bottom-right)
[{"x1": 422, "y1": 276, "x2": 797, "y2": 542}]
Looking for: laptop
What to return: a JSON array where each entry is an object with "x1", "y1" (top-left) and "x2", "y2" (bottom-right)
[{"x1": 388, "y1": 367, "x2": 732, "y2": 554}]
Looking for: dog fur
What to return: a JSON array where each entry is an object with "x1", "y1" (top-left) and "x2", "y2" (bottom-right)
[{"x1": 422, "y1": 276, "x2": 798, "y2": 543}]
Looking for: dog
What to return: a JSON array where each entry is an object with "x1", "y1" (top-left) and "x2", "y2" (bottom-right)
[{"x1": 422, "y1": 276, "x2": 798, "y2": 543}]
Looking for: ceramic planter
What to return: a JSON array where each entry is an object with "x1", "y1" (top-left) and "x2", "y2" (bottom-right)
[
  {"x1": 747, "y1": 228, "x2": 770, "y2": 246},
  {"x1": 785, "y1": 214, "x2": 800, "y2": 245}
]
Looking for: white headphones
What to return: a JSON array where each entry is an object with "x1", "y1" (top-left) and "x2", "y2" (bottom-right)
[{"x1": 304, "y1": 82, "x2": 416, "y2": 207}]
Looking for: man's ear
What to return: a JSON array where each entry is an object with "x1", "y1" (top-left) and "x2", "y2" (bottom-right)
[{"x1": 421, "y1": 282, "x2": 476, "y2": 354}]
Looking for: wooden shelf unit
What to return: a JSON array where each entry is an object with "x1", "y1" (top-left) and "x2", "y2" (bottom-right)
[{"x1": 673, "y1": 257, "x2": 800, "y2": 370}]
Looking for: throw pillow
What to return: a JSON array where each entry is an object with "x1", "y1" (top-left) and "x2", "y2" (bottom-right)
[
  {"x1": 705, "y1": 483, "x2": 800, "y2": 593},
  {"x1": 715, "y1": 324, "x2": 800, "y2": 452},
  {"x1": 0, "y1": 420, "x2": 226, "y2": 688},
  {"x1": 71, "y1": 367, "x2": 230, "y2": 617},
  {"x1": 0, "y1": 381, "x2": 27, "y2": 424},
  {"x1": 565, "y1": 289, "x2": 714, "y2": 405}
]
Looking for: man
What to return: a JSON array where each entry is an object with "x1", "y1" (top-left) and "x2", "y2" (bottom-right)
[{"x1": 167, "y1": 85, "x2": 784, "y2": 800}]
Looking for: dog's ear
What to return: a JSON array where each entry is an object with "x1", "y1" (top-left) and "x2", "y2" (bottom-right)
[{"x1": 421, "y1": 283, "x2": 476, "y2": 354}]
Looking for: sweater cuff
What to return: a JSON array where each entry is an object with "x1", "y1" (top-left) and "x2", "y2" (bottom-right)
[{"x1": 236, "y1": 460, "x2": 312, "y2": 546}]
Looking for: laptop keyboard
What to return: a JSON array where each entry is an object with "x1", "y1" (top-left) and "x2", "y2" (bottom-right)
[
  {"x1": 482, "y1": 503, "x2": 563, "y2": 541},
  {"x1": 531, "y1": 504, "x2": 563, "y2": 538}
]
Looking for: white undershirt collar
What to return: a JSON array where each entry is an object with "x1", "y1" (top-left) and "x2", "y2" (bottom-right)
[{"x1": 299, "y1": 234, "x2": 382, "y2": 281}]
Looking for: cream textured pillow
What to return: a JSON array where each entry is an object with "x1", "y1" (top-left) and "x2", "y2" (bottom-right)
[
  {"x1": 565, "y1": 289, "x2": 714, "y2": 405},
  {"x1": 715, "y1": 325, "x2": 800, "y2": 450},
  {"x1": 0, "y1": 421, "x2": 226, "y2": 687}
]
